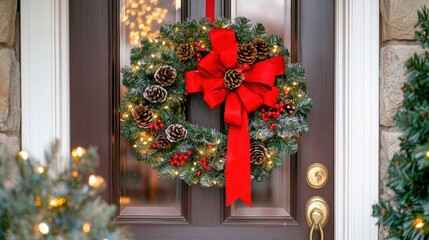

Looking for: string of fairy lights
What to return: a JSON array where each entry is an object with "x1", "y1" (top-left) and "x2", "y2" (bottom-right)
[
  {"x1": 411, "y1": 150, "x2": 429, "y2": 230},
  {"x1": 17, "y1": 147, "x2": 106, "y2": 237}
]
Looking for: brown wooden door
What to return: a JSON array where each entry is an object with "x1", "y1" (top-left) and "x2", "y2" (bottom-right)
[{"x1": 70, "y1": 0, "x2": 334, "y2": 239}]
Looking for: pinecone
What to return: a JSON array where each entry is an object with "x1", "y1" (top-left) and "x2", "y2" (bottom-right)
[
  {"x1": 252, "y1": 38, "x2": 269, "y2": 61},
  {"x1": 155, "y1": 134, "x2": 171, "y2": 149},
  {"x1": 132, "y1": 104, "x2": 153, "y2": 128},
  {"x1": 155, "y1": 65, "x2": 177, "y2": 86},
  {"x1": 224, "y1": 69, "x2": 244, "y2": 89},
  {"x1": 250, "y1": 142, "x2": 267, "y2": 165},
  {"x1": 166, "y1": 124, "x2": 187, "y2": 142},
  {"x1": 143, "y1": 85, "x2": 168, "y2": 103},
  {"x1": 284, "y1": 99, "x2": 297, "y2": 115},
  {"x1": 177, "y1": 43, "x2": 194, "y2": 61},
  {"x1": 238, "y1": 43, "x2": 257, "y2": 65}
]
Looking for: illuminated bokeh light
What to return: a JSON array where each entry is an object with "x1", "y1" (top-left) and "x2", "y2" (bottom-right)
[{"x1": 121, "y1": 0, "x2": 168, "y2": 45}]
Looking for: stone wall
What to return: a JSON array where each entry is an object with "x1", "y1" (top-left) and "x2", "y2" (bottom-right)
[
  {"x1": 0, "y1": 0, "x2": 20, "y2": 153},
  {"x1": 379, "y1": 0, "x2": 429, "y2": 238}
]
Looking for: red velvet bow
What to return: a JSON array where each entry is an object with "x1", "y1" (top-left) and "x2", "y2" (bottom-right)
[{"x1": 185, "y1": 29, "x2": 285, "y2": 207}]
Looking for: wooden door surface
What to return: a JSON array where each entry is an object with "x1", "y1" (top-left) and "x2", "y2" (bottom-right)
[{"x1": 70, "y1": 0, "x2": 334, "y2": 239}]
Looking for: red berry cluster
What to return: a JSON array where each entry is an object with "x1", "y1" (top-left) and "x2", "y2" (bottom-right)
[
  {"x1": 168, "y1": 150, "x2": 192, "y2": 167},
  {"x1": 192, "y1": 41, "x2": 207, "y2": 62},
  {"x1": 148, "y1": 119, "x2": 165, "y2": 131},
  {"x1": 261, "y1": 101, "x2": 286, "y2": 122},
  {"x1": 197, "y1": 156, "x2": 211, "y2": 171},
  {"x1": 283, "y1": 90, "x2": 289, "y2": 96},
  {"x1": 148, "y1": 132, "x2": 157, "y2": 149}
]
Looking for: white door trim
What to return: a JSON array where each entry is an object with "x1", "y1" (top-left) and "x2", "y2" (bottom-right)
[
  {"x1": 21, "y1": 0, "x2": 379, "y2": 239},
  {"x1": 21, "y1": 0, "x2": 70, "y2": 167},
  {"x1": 335, "y1": 0, "x2": 379, "y2": 239}
]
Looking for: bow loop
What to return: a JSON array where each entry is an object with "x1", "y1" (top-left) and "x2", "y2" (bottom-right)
[
  {"x1": 243, "y1": 56, "x2": 285, "y2": 86},
  {"x1": 202, "y1": 79, "x2": 229, "y2": 109},
  {"x1": 197, "y1": 52, "x2": 224, "y2": 78}
]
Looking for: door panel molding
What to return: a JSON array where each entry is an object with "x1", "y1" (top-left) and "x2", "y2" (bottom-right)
[
  {"x1": 115, "y1": 183, "x2": 191, "y2": 225},
  {"x1": 222, "y1": 158, "x2": 299, "y2": 226}
]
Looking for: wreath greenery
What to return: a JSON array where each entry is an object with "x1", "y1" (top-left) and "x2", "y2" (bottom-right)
[{"x1": 120, "y1": 17, "x2": 312, "y2": 188}]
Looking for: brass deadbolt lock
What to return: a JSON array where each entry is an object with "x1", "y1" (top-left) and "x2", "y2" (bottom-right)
[{"x1": 306, "y1": 163, "x2": 329, "y2": 189}]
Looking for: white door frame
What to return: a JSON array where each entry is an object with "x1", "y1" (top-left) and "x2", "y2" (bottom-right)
[
  {"x1": 21, "y1": 0, "x2": 70, "y2": 167},
  {"x1": 21, "y1": 0, "x2": 379, "y2": 239},
  {"x1": 335, "y1": 0, "x2": 379, "y2": 239}
]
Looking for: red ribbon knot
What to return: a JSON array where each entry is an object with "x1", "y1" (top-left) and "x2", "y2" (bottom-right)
[{"x1": 185, "y1": 29, "x2": 285, "y2": 207}]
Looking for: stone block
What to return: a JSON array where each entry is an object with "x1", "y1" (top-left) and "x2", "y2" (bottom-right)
[
  {"x1": 379, "y1": 226, "x2": 388, "y2": 240},
  {"x1": 14, "y1": 10, "x2": 20, "y2": 60},
  {"x1": 380, "y1": 45, "x2": 422, "y2": 127},
  {"x1": 379, "y1": 130, "x2": 401, "y2": 199},
  {"x1": 381, "y1": 0, "x2": 429, "y2": 41},
  {"x1": 0, "y1": 132, "x2": 19, "y2": 153},
  {"x1": 0, "y1": 0, "x2": 17, "y2": 46},
  {"x1": 0, "y1": 47, "x2": 12, "y2": 124},
  {"x1": 0, "y1": 47, "x2": 20, "y2": 132}
]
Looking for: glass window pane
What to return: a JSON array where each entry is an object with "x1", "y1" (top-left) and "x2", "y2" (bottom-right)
[
  {"x1": 230, "y1": 0, "x2": 293, "y2": 217},
  {"x1": 231, "y1": 158, "x2": 291, "y2": 217},
  {"x1": 231, "y1": 0, "x2": 291, "y2": 49},
  {"x1": 119, "y1": 0, "x2": 182, "y2": 216}
]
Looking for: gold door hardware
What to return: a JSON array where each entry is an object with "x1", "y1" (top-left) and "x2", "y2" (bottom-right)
[
  {"x1": 305, "y1": 196, "x2": 329, "y2": 240},
  {"x1": 306, "y1": 163, "x2": 328, "y2": 189}
]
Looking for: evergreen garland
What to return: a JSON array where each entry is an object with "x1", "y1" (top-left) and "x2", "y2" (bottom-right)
[
  {"x1": 373, "y1": 6, "x2": 429, "y2": 239},
  {"x1": 120, "y1": 17, "x2": 312, "y2": 187}
]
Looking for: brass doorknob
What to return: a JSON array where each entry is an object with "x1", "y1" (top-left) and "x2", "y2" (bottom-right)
[{"x1": 305, "y1": 196, "x2": 329, "y2": 240}]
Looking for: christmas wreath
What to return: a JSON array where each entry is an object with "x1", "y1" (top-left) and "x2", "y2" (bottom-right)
[{"x1": 120, "y1": 17, "x2": 312, "y2": 206}]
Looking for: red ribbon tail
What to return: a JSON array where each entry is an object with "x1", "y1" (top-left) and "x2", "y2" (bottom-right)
[
  {"x1": 225, "y1": 109, "x2": 253, "y2": 207},
  {"x1": 206, "y1": 0, "x2": 215, "y2": 23}
]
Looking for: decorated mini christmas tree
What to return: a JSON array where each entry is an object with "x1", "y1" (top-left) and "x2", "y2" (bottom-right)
[
  {"x1": 373, "y1": 6, "x2": 429, "y2": 239},
  {"x1": 0, "y1": 143, "x2": 130, "y2": 240}
]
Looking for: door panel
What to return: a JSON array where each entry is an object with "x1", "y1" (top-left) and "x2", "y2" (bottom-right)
[
  {"x1": 226, "y1": 0, "x2": 297, "y2": 223},
  {"x1": 117, "y1": 0, "x2": 189, "y2": 224},
  {"x1": 70, "y1": 0, "x2": 334, "y2": 239}
]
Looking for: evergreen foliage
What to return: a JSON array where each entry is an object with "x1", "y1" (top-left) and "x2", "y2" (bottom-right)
[
  {"x1": 373, "y1": 6, "x2": 429, "y2": 239},
  {"x1": 0, "y1": 144, "x2": 130, "y2": 240}
]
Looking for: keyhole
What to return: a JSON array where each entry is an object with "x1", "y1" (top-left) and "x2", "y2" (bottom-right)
[{"x1": 314, "y1": 171, "x2": 323, "y2": 183}]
